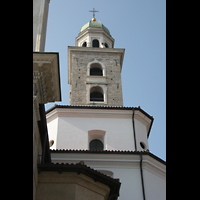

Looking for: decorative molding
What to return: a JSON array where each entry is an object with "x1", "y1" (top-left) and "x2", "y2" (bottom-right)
[
  {"x1": 134, "y1": 110, "x2": 152, "y2": 125},
  {"x1": 86, "y1": 76, "x2": 107, "y2": 84},
  {"x1": 46, "y1": 107, "x2": 133, "y2": 121},
  {"x1": 50, "y1": 153, "x2": 166, "y2": 179}
]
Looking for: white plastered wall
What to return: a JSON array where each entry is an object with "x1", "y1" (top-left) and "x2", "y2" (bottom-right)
[
  {"x1": 50, "y1": 153, "x2": 166, "y2": 200},
  {"x1": 134, "y1": 118, "x2": 149, "y2": 151},
  {"x1": 47, "y1": 109, "x2": 135, "y2": 151},
  {"x1": 46, "y1": 117, "x2": 58, "y2": 149},
  {"x1": 47, "y1": 108, "x2": 151, "y2": 152}
]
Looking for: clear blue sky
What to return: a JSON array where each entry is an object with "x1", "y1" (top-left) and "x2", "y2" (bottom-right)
[{"x1": 44, "y1": 0, "x2": 166, "y2": 161}]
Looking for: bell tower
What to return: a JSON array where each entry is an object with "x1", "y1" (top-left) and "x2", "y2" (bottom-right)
[{"x1": 68, "y1": 14, "x2": 125, "y2": 106}]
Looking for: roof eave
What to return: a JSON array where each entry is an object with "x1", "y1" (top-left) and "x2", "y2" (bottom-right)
[
  {"x1": 38, "y1": 162, "x2": 121, "y2": 198},
  {"x1": 50, "y1": 149, "x2": 166, "y2": 165}
]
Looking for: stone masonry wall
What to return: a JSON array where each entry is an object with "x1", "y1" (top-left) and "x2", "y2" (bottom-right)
[{"x1": 70, "y1": 51, "x2": 123, "y2": 106}]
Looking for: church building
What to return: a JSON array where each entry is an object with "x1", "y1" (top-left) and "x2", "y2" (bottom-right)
[
  {"x1": 33, "y1": 1, "x2": 165, "y2": 199},
  {"x1": 46, "y1": 12, "x2": 166, "y2": 200}
]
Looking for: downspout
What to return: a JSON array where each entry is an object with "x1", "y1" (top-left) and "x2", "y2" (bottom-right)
[
  {"x1": 132, "y1": 108, "x2": 145, "y2": 199},
  {"x1": 140, "y1": 152, "x2": 146, "y2": 200},
  {"x1": 132, "y1": 108, "x2": 137, "y2": 151}
]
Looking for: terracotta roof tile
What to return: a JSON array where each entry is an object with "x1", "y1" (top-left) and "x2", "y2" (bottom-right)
[{"x1": 38, "y1": 161, "x2": 121, "y2": 198}]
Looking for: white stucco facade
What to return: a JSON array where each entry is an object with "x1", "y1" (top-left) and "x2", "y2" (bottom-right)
[
  {"x1": 46, "y1": 106, "x2": 166, "y2": 200},
  {"x1": 50, "y1": 151, "x2": 166, "y2": 200},
  {"x1": 46, "y1": 106, "x2": 152, "y2": 152}
]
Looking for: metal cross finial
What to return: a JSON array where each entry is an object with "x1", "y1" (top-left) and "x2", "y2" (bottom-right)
[{"x1": 89, "y1": 8, "x2": 99, "y2": 18}]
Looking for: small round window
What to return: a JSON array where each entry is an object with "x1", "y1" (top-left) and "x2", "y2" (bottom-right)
[
  {"x1": 49, "y1": 140, "x2": 54, "y2": 147},
  {"x1": 140, "y1": 142, "x2": 146, "y2": 150}
]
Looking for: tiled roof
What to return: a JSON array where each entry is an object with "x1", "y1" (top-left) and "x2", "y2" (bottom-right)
[
  {"x1": 38, "y1": 162, "x2": 119, "y2": 181},
  {"x1": 45, "y1": 104, "x2": 154, "y2": 140},
  {"x1": 50, "y1": 149, "x2": 166, "y2": 165},
  {"x1": 38, "y1": 162, "x2": 121, "y2": 198},
  {"x1": 45, "y1": 104, "x2": 153, "y2": 120}
]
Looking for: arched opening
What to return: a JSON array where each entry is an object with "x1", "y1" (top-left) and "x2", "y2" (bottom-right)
[
  {"x1": 82, "y1": 42, "x2": 87, "y2": 47},
  {"x1": 90, "y1": 63, "x2": 103, "y2": 76},
  {"x1": 105, "y1": 43, "x2": 109, "y2": 48},
  {"x1": 92, "y1": 39, "x2": 99, "y2": 47},
  {"x1": 89, "y1": 139, "x2": 103, "y2": 150},
  {"x1": 90, "y1": 86, "x2": 104, "y2": 102}
]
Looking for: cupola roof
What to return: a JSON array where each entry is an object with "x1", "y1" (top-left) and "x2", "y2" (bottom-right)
[{"x1": 79, "y1": 20, "x2": 110, "y2": 34}]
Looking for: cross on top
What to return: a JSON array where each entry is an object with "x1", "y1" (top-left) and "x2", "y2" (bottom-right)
[{"x1": 89, "y1": 8, "x2": 99, "y2": 18}]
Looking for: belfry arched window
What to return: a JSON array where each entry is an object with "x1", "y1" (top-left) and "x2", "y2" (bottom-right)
[
  {"x1": 82, "y1": 42, "x2": 87, "y2": 47},
  {"x1": 92, "y1": 39, "x2": 99, "y2": 47},
  {"x1": 105, "y1": 43, "x2": 109, "y2": 48},
  {"x1": 89, "y1": 139, "x2": 104, "y2": 150},
  {"x1": 90, "y1": 63, "x2": 103, "y2": 76},
  {"x1": 87, "y1": 60, "x2": 106, "y2": 77},
  {"x1": 90, "y1": 86, "x2": 104, "y2": 102}
]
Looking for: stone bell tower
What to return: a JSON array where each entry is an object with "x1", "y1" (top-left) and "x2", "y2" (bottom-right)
[{"x1": 68, "y1": 14, "x2": 125, "y2": 106}]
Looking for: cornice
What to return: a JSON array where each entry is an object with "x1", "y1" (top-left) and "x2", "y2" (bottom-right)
[
  {"x1": 142, "y1": 155, "x2": 166, "y2": 179},
  {"x1": 46, "y1": 107, "x2": 132, "y2": 123},
  {"x1": 50, "y1": 151, "x2": 165, "y2": 179},
  {"x1": 134, "y1": 110, "x2": 152, "y2": 132},
  {"x1": 68, "y1": 46, "x2": 125, "y2": 54}
]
